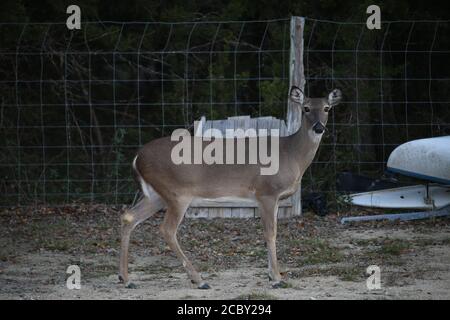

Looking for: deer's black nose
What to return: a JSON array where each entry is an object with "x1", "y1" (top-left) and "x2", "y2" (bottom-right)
[{"x1": 313, "y1": 122, "x2": 325, "y2": 134}]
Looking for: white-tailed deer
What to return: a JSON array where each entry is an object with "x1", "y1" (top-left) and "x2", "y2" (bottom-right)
[{"x1": 119, "y1": 86, "x2": 342, "y2": 289}]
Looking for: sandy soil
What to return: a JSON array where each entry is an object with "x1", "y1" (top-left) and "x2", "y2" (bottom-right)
[{"x1": 0, "y1": 205, "x2": 449, "y2": 300}]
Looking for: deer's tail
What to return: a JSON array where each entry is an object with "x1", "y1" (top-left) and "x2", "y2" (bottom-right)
[{"x1": 125, "y1": 155, "x2": 166, "y2": 220}]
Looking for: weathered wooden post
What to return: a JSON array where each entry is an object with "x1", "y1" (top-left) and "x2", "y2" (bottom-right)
[
  {"x1": 186, "y1": 17, "x2": 306, "y2": 219},
  {"x1": 287, "y1": 16, "x2": 305, "y2": 216}
]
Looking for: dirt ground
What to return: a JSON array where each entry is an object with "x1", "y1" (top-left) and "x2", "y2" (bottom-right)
[{"x1": 1, "y1": 205, "x2": 449, "y2": 300}]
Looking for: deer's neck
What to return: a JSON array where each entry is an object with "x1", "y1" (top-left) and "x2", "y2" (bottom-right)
[{"x1": 289, "y1": 121, "x2": 323, "y2": 174}]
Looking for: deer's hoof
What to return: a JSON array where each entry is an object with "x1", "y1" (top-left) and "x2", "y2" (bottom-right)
[
  {"x1": 197, "y1": 282, "x2": 211, "y2": 290},
  {"x1": 126, "y1": 282, "x2": 138, "y2": 289},
  {"x1": 272, "y1": 281, "x2": 289, "y2": 289}
]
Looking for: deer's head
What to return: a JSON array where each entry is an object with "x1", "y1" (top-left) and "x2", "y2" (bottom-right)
[{"x1": 289, "y1": 86, "x2": 342, "y2": 135}]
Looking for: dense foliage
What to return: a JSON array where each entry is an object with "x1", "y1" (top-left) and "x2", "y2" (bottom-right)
[{"x1": 1, "y1": 0, "x2": 449, "y2": 207}]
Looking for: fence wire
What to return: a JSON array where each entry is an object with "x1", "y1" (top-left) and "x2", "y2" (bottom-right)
[{"x1": 1, "y1": 18, "x2": 449, "y2": 208}]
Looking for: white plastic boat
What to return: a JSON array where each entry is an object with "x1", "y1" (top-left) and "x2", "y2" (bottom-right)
[
  {"x1": 348, "y1": 136, "x2": 450, "y2": 210},
  {"x1": 349, "y1": 184, "x2": 450, "y2": 210},
  {"x1": 387, "y1": 136, "x2": 450, "y2": 185}
]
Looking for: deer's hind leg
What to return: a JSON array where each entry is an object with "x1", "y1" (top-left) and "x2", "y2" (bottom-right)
[
  {"x1": 119, "y1": 194, "x2": 164, "y2": 288},
  {"x1": 159, "y1": 197, "x2": 209, "y2": 289}
]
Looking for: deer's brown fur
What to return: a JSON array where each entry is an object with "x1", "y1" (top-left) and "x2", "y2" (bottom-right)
[{"x1": 119, "y1": 86, "x2": 342, "y2": 289}]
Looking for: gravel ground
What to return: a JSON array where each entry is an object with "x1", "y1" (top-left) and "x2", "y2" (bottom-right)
[{"x1": 1, "y1": 205, "x2": 449, "y2": 299}]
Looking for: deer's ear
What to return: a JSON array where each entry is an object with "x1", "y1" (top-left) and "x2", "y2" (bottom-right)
[
  {"x1": 327, "y1": 89, "x2": 342, "y2": 106},
  {"x1": 289, "y1": 86, "x2": 304, "y2": 104}
]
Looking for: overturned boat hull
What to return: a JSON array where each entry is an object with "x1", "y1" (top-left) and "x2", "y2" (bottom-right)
[
  {"x1": 387, "y1": 136, "x2": 450, "y2": 185},
  {"x1": 349, "y1": 184, "x2": 450, "y2": 209}
]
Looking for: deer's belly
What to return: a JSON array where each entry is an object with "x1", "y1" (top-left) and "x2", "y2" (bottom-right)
[{"x1": 191, "y1": 184, "x2": 256, "y2": 199}]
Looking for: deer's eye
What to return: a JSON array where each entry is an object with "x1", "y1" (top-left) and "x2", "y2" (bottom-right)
[
  {"x1": 324, "y1": 106, "x2": 330, "y2": 112},
  {"x1": 304, "y1": 106, "x2": 310, "y2": 113}
]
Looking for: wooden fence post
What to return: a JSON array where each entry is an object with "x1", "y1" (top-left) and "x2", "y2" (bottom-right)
[{"x1": 287, "y1": 16, "x2": 305, "y2": 216}]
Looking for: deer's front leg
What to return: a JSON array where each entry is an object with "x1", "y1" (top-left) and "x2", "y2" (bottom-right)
[{"x1": 257, "y1": 196, "x2": 285, "y2": 288}]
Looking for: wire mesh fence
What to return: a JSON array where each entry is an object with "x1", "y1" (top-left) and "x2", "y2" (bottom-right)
[
  {"x1": 1, "y1": 17, "x2": 449, "y2": 208},
  {"x1": 303, "y1": 18, "x2": 450, "y2": 204}
]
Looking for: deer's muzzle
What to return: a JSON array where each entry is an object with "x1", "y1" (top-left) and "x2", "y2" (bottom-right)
[{"x1": 312, "y1": 122, "x2": 325, "y2": 134}]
